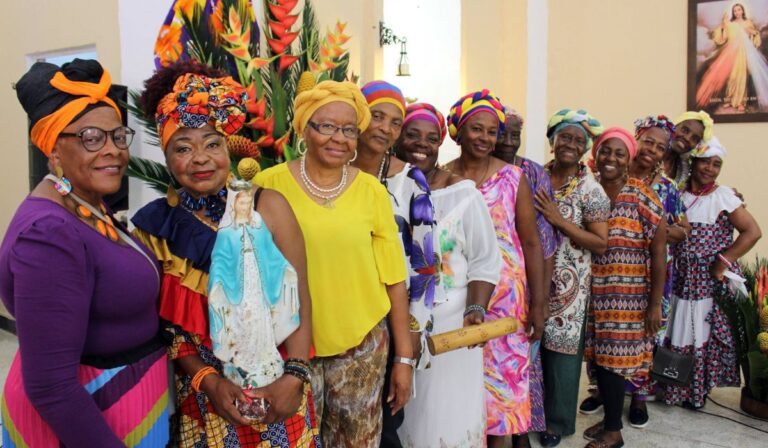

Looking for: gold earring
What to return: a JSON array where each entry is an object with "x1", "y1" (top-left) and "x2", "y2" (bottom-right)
[{"x1": 166, "y1": 183, "x2": 179, "y2": 207}]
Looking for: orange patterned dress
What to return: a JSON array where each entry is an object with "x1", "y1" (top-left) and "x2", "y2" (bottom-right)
[{"x1": 586, "y1": 178, "x2": 663, "y2": 377}]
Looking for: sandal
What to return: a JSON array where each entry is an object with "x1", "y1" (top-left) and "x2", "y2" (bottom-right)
[{"x1": 583, "y1": 421, "x2": 604, "y2": 441}]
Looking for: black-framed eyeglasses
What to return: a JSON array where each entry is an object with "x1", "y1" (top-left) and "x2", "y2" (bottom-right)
[
  {"x1": 58, "y1": 126, "x2": 136, "y2": 152},
  {"x1": 307, "y1": 121, "x2": 360, "y2": 139}
]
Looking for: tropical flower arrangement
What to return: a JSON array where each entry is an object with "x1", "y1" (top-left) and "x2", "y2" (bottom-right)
[
  {"x1": 128, "y1": 0, "x2": 353, "y2": 193},
  {"x1": 720, "y1": 257, "x2": 768, "y2": 412}
]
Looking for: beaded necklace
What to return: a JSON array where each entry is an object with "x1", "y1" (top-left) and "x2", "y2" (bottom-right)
[
  {"x1": 546, "y1": 162, "x2": 583, "y2": 200},
  {"x1": 684, "y1": 182, "x2": 717, "y2": 211},
  {"x1": 179, "y1": 188, "x2": 227, "y2": 223}
]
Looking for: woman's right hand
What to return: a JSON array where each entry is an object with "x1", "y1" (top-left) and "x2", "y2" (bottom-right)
[
  {"x1": 534, "y1": 189, "x2": 563, "y2": 228},
  {"x1": 200, "y1": 374, "x2": 253, "y2": 426}
]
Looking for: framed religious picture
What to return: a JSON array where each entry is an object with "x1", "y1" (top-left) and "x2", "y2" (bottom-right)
[{"x1": 688, "y1": 0, "x2": 768, "y2": 122}]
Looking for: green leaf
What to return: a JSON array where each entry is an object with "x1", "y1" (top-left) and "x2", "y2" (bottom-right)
[{"x1": 126, "y1": 156, "x2": 177, "y2": 194}]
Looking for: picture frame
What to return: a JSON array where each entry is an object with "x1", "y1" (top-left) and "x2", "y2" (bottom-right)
[{"x1": 687, "y1": 0, "x2": 768, "y2": 122}]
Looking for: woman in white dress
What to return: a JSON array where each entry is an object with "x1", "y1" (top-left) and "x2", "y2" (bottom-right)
[{"x1": 395, "y1": 103, "x2": 501, "y2": 447}]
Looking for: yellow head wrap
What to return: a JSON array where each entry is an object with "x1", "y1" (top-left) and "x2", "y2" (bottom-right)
[
  {"x1": 292, "y1": 80, "x2": 371, "y2": 136},
  {"x1": 673, "y1": 110, "x2": 714, "y2": 142}
]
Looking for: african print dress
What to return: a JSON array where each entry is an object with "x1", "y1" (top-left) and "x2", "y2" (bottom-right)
[
  {"x1": 398, "y1": 180, "x2": 501, "y2": 447},
  {"x1": 663, "y1": 186, "x2": 741, "y2": 408},
  {"x1": 518, "y1": 157, "x2": 559, "y2": 432},
  {"x1": 132, "y1": 197, "x2": 321, "y2": 448},
  {"x1": 480, "y1": 164, "x2": 531, "y2": 435},
  {"x1": 544, "y1": 164, "x2": 609, "y2": 355},
  {"x1": 628, "y1": 175, "x2": 687, "y2": 397},
  {"x1": 586, "y1": 178, "x2": 663, "y2": 378}
]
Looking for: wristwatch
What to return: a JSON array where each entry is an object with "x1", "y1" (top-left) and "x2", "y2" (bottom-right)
[{"x1": 393, "y1": 356, "x2": 417, "y2": 368}]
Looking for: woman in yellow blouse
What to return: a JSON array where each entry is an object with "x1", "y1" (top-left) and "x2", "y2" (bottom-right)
[{"x1": 256, "y1": 80, "x2": 413, "y2": 448}]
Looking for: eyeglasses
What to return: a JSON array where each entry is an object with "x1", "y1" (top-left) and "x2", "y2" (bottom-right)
[
  {"x1": 58, "y1": 126, "x2": 136, "y2": 152},
  {"x1": 556, "y1": 133, "x2": 586, "y2": 148},
  {"x1": 307, "y1": 121, "x2": 360, "y2": 139}
]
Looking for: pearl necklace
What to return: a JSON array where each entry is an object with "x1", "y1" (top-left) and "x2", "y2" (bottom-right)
[
  {"x1": 300, "y1": 157, "x2": 348, "y2": 208},
  {"x1": 377, "y1": 154, "x2": 388, "y2": 182}
]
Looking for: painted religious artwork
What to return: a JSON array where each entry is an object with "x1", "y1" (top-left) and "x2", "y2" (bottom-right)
[{"x1": 688, "y1": 0, "x2": 768, "y2": 122}]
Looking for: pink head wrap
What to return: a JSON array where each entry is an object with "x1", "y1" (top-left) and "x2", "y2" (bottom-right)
[
  {"x1": 588, "y1": 127, "x2": 638, "y2": 171},
  {"x1": 404, "y1": 103, "x2": 447, "y2": 144}
]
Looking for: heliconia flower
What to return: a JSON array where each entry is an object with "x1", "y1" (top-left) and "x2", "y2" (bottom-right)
[
  {"x1": 246, "y1": 115, "x2": 274, "y2": 135},
  {"x1": 268, "y1": 19, "x2": 289, "y2": 38},
  {"x1": 278, "y1": 55, "x2": 300, "y2": 74},
  {"x1": 255, "y1": 134, "x2": 275, "y2": 148},
  {"x1": 246, "y1": 57, "x2": 273, "y2": 77},
  {"x1": 220, "y1": 6, "x2": 252, "y2": 61},
  {"x1": 280, "y1": 31, "x2": 300, "y2": 46},
  {"x1": 277, "y1": 0, "x2": 299, "y2": 12},
  {"x1": 267, "y1": 37, "x2": 288, "y2": 54},
  {"x1": 274, "y1": 131, "x2": 291, "y2": 158},
  {"x1": 244, "y1": 85, "x2": 267, "y2": 116}
]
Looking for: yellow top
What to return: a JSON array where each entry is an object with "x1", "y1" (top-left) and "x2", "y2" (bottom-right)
[{"x1": 255, "y1": 163, "x2": 406, "y2": 356}]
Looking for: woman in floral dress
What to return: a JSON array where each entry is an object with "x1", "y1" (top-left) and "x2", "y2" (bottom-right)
[
  {"x1": 396, "y1": 102, "x2": 501, "y2": 448},
  {"x1": 444, "y1": 90, "x2": 546, "y2": 448},
  {"x1": 534, "y1": 109, "x2": 609, "y2": 447}
]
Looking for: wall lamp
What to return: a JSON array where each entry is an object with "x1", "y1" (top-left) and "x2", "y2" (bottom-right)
[{"x1": 379, "y1": 21, "x2": 410, "y2": 76}]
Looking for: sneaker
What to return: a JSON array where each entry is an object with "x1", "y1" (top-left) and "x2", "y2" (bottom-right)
[
  {"x1": 579, "y1": 396, "x2": 603, "y2": 415},
  {"x1": 628, "y1": 406, "x2": 649, "y2": 428},
  {"x1": 538, "y1": 432, "x2": 561, "y2": 447}
]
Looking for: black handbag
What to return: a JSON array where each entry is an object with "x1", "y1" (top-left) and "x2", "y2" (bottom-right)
[
  {"x1": 650, "y1": 345, "x2": 694, "y2": 386},
  {"x1": 650, "y1": 299, "x2": 695, "y2": 387}
]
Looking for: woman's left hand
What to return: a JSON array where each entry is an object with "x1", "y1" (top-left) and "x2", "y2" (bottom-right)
[
  {"x1": 387, "y1": 363, "x2": 412, "y2": 415},
  {"x1": 463, "y1": 310, "x2": 484, "y2": 327},
  {"x1": 711, "y1": 257, "x2": 729, "y2": 281},
  {"x1": 645, "y1": 306, "x2": 662, "y2": 336},
  {"x1": 247, "y1": 375, "x2": 304, "y2": 424}
]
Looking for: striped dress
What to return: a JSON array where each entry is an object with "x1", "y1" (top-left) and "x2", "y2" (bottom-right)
[{"x1": 586, "y1": 178, "x2": 663, "y2": 377}]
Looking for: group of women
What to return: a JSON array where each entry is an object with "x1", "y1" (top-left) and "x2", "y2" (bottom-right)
[{"x1": 0, "y1": 58, "x2": 761, "y2": 448}]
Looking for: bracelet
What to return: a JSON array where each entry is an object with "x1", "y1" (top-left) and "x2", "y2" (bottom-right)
[
  {"x1": 393, "y1": 356, "x2": 416, "y2": 368},
  {"x1": 191, "y1": 366, "x2": 218, "y2": 392},
  {"x1": 717, "y1": 253, "x2": 733, "y2": 269},
  {"x1": 285, "y1": 357, "x2": 311, "y2": 370},
  {"x1": 283, "y1": 369, "x2": 311, "y2": 384},
  {"x1": 463, "y1": 304, "x2": 486, "y2": 318}
]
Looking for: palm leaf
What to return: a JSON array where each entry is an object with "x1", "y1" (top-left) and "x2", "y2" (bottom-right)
[
  {"x1": 127, "y1": 156, "x2": 177, "y2": 194},
  {"x1": 123, "y1": 90, "x2": 160, "y2": 147}
]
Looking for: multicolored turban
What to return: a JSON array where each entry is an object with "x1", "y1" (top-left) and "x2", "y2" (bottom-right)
[
  {"x1": 588, "y1": 127, "x2": 638, "y2": 171},
  {"x1": 16, "y1": 59, "x2": 123, "y2": 156},
  {"x1": 690, "y1": 136, "x2": 726, "y2": 160},
  {"x1": 546, "y1": 109, "x2": 604, "y2": 152},
  {"x1": 155, "y1": 73, "x2": 247, "y2": 148},
  {"x1": 292, "y1": 80, "x2": 371, "y2": 136},
  {"x1": 673, "y1": 110, "x2": 714, "y2": 142},
  {"x1": 361, "y1": 80, "x2": 406, "y2": 116},
  {"x1": 446, "y1": 89, "x2": 506, "y2": 142},
  {"x1": 634, "y1": 114, "x2": 676, "y2": 147},
  {"x1": 403, "y1": 103, "x2": 447, "y2": 144}
]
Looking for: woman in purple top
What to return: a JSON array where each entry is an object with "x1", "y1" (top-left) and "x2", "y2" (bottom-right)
[{"x1": 0, "y1": 60, "x2": 168, "y2": 447}]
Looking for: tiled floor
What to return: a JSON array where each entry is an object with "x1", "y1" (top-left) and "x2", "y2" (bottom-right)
[{"x1": 0, "y1": 330, "x2": 765, "y2": 447}]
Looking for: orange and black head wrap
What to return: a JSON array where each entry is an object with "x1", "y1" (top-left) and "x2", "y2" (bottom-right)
[{"x1": 16, "y1": 59, "x2": 122, "y2": 156}]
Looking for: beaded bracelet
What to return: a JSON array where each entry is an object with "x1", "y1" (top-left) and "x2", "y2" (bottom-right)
[
  {"x1": 717, "y1": 253, "x2": 733, "y2": 269},
  {"x1": 285, "y1": 358, "x2": 311, "y2": 369},
  {"x1": 463, "y1": 304, "x2": 486, "y2": 318},
  {"x1": 191, "y1": 366, "x2": 218, "y2": 392},
  {"x1": 283, "y1": 365, "x2": 311, "y2": 384}
]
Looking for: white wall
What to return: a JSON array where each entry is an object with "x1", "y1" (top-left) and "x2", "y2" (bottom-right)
[{"x1": 381, "y1": 0, "x2": 461, "y2": 163}]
